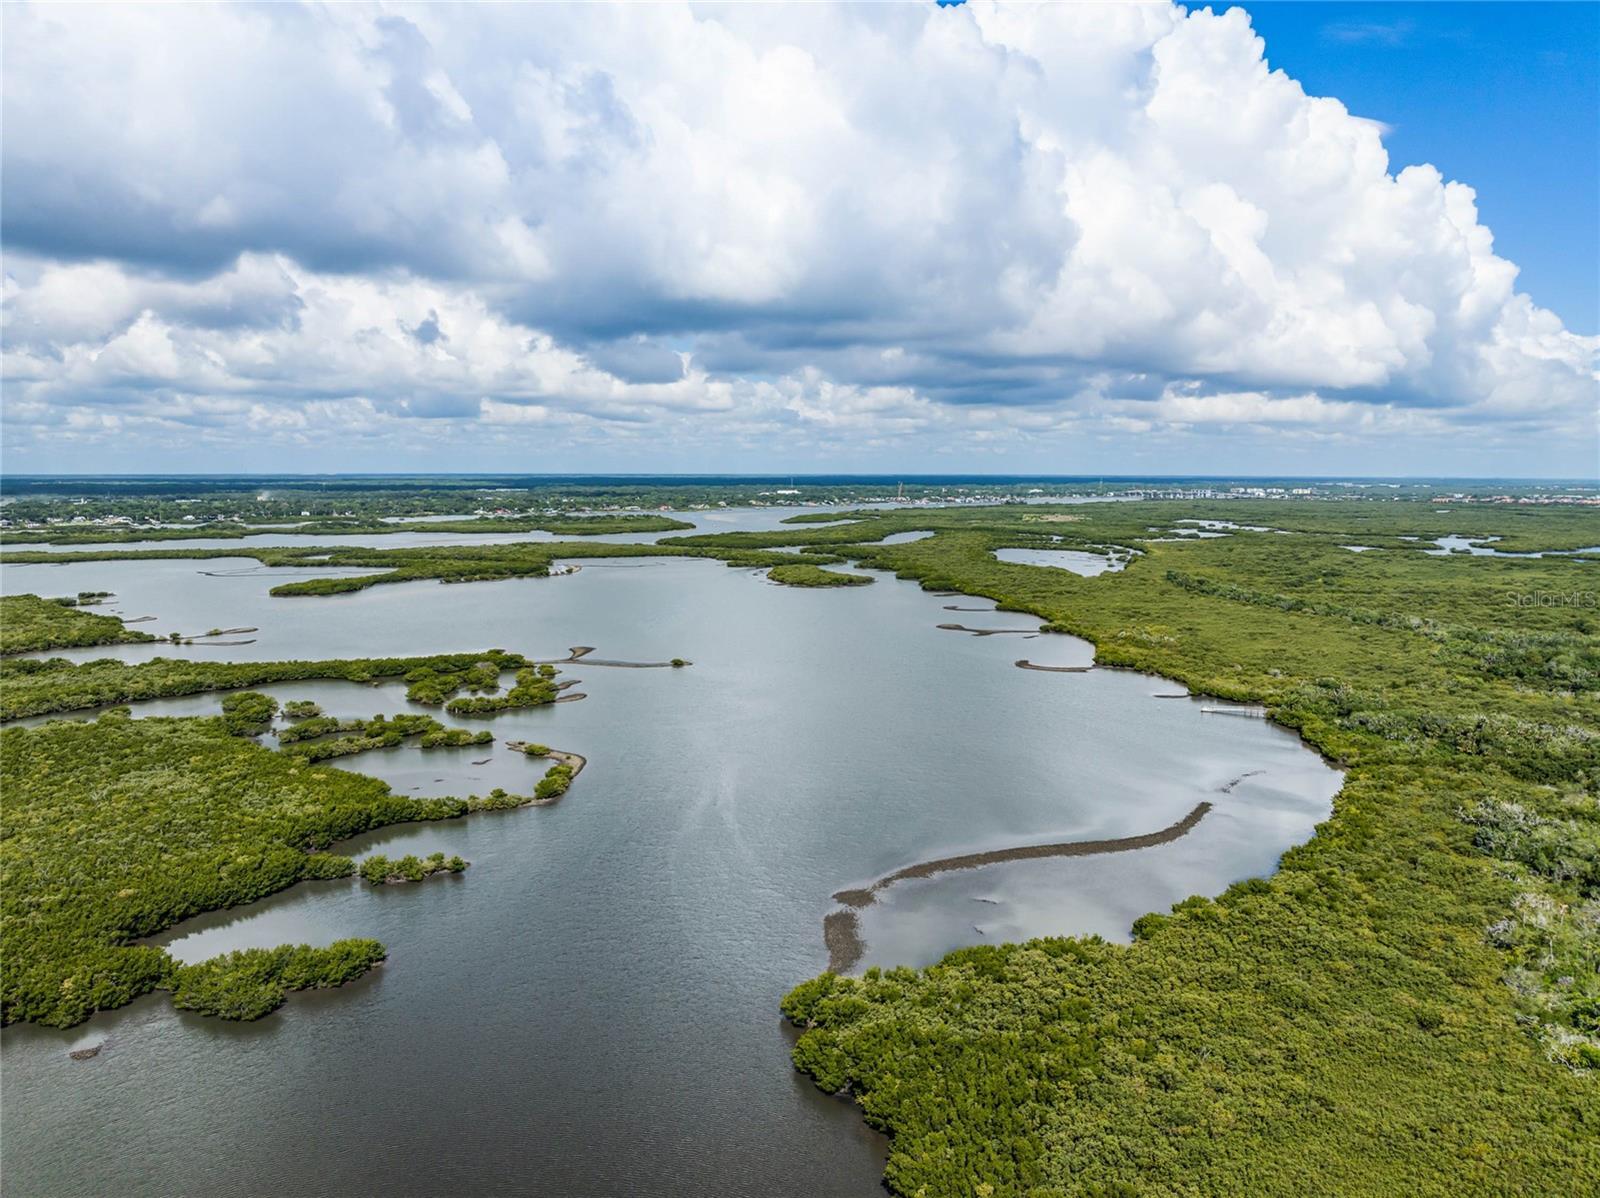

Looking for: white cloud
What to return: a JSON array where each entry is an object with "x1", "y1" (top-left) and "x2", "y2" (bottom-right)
[{"x1": 1, "y1": 1, "x2": 1594, "y2": 473}]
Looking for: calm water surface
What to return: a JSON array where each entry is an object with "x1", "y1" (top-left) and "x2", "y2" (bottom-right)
[
  {"x1": 11, "y1": 503, "x2": 893, "y2": 555},
  {"x1": 1, "y1": 539, "x2": 1340, "y2": 1197},
  {"x1": 991, "y1": 547, "x2": 1127, "y2": 576},
  {"x1": 1424, "y1": 534, "x2": 1600, "y2": 558}
]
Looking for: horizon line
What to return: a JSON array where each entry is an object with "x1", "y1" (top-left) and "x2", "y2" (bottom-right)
[{"x1": 0, "y1": 471, "x2": 1596, "y2": 484}]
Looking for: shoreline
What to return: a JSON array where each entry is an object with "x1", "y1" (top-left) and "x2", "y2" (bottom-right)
[
  {"x1": 936, "y1": 623, "x2": 1040, "y2": 636},
  {"x1": 805, "y1": 576, "x2": 1349, "y2": 982},
  {"x1": 545, "y1": 749, "x2": 586, "y2": 777},
  {"x1": 534, "y1": 646, "x2": 691, "y2": 668},
  {"x1": 824, "y1": 801, "x2": 1214, "y2": 973},
  {"x1": 503, "y1": 743, "x2": 587, "y2": 799}
]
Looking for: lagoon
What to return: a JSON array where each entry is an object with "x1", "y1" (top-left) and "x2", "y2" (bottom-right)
[
  {"x1": 991, "y1": 547, "x2": 1128, "y2": 577},
  {"x1": 0, "y1": 543, "x2": 1340, "y2": 1196}
]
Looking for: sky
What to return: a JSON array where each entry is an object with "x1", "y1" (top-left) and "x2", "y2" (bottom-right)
[
  {"x1": 1234, "y1": 2, "x2": 1598, "y2": 336},
  {"x1": 2, "y1": 1, "x2": 1596, "y2": 478}
]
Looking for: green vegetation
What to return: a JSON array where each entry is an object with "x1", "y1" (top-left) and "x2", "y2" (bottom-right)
[
  {"x1": 403, "y1": 659, "x2": 504, "y2": 704},
  {"x1": 15, "y1": 497, "x2": 1592, "y2": 605},
  {"x1": 762, "y1": 501, "x2": 1600, "y2": 1195},
  {"x1": 219, "y1": 690, "x2": 278, "y2": 735},
  {"x1": 169, "y1": 940, "x2": 386, "y2": 1020},
  {"x1": 534, "y1": 763, "x2": 575, "y2": 802},
  {"x1": 767, "y1": 563, "x2": 875, "y2": 587},
  {"x1": 463, "y1": 787, "x2": 542, "y2": 812},
  {"x1": 275, "y1": 712, "x2": 492, "y2": 762},
  {"x1": 0, "y1": 475, "x2": 1237, "y2": 531},
  {"x1": 0, "y1": 710, "x2": 479, "y2": 1027},
  {"x1": 0, "y1": 625, "x2": 586, "y2": 1027},
  {"x1": 5, "y1": 488, "x2": 1599, "y2": 1190},
  {"x1": 358, "y1": 852, "x2": 467, "y2": 885},
  {"x1": 444, "y1": 666, "x2": 559, "y2": 716},
  {"x1": 0, "y1": 512, "x2": 694, "y2": 545},
  {"x1": 0, "y1": 538, "x2": 851, "y2": 597},
  {"x1": 273, "y1": 714, "x2": 349, "y2": 742},
  {"x1": 0, "y1": 649, "x2": 531, "y2": 720},
  {"x1": 50, "y1": 591, "x2": 114, "y2": 606},
  {"x1": 0, "y1": 593, "x2": 156, "y2": 655}
]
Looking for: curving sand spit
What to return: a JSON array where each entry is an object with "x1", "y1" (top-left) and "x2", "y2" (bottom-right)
[
  {"x1": 824, "y1": 801, "x2": 1213, "y2": 973},
  {"x1": 494, "y1": 745, "x2": 588, "y2": 808},
  {"x1": 505, "y1": 743, "x2": 585, "y2": 777},
  {"x1": 936, "y1": 623, "x2": 1040, "y2": 636},
  {"x1": 169, "y1": 626, "x2": 261, "y2": 646},
  {"x1": 532, "y1": 646, "x2": 690, "y2": 668},
  {"x1": 545, "y1": 749, "x2": 586, "y2": 777}
]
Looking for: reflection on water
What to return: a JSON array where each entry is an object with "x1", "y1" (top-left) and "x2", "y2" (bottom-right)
[
  {"x1": 1, "y1": 542, "x2": 1340, "y2": 1198},
  {"x1": 993, "y1": 546, "x2": 1127, "y2": 576}
]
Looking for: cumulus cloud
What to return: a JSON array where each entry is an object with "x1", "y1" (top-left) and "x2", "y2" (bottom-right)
[{"x1": 1, "y1": 1, "x2": 1593, "y2": 473}]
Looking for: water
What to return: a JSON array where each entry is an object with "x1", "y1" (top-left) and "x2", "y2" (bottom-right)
[
  {"x1": 1424, "y1": 534, "x2": 1600, "y2": 558},
  {"x1": 992, "y1": 547, "x2": 1127, "y2": 577},
  {"x1": 1173, "y1": 519, "x2": 1279, "y2": 533},
  {"x1": 7, "y1": 504, "x2": 784, "y2": 554},
  {"x1": 1, "y1": 546, "x2": 1341, "y2": 1197},
  {"x1": 6, "y1": 503, "x2": 911, "y2": 555}
]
